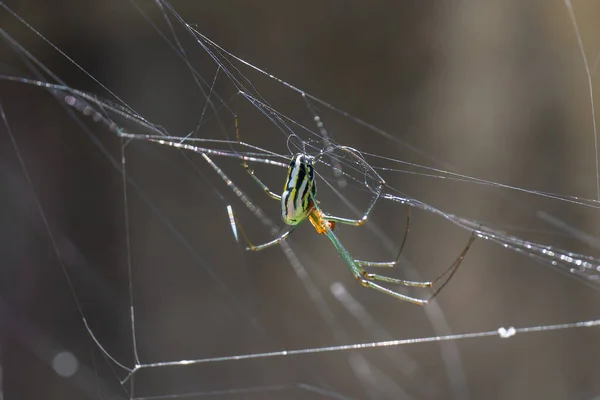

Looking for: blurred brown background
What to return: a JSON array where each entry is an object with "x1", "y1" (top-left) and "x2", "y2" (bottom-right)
[{"x1": 2, "y1": 0, "x2": 600, "y2": 399}]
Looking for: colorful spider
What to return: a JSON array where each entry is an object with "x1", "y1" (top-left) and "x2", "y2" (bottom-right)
[{"x1": 238, "y1": 141, "x2": 476, "y2": 305}]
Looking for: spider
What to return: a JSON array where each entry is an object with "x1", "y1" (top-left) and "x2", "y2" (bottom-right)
[{"x1": 237, "y1": 138, "x2": 476, "y2": 305}]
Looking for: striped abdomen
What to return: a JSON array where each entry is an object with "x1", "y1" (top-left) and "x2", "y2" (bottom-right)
[{"x1": 281, "y1": 154, "x2": 317, "y2": 225}]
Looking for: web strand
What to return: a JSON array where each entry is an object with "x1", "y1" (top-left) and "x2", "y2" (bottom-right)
[
  {"x1": 3, "y1": 1, "x2": 600, "y2": 399},
  {"x1": 128, "y1": 319, "x2": 600, "y2": 372}
]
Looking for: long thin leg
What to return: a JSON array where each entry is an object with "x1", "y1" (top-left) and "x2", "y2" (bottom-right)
[
  {"x1": 236, "y1": 117, "x2": 282, "y2": 201},
  {"x1": 318, "y1": 145, "x2": 385, "y2": 227},
  {"x1": 361, "y1": 231, "x2": 477, "y2": 303},
  {"x1": 244, "y1": 228, "x2": 296, "y2": 251},
  {"x1": 355, "y1": 205, "x2": 411, "y2": 268},
  {"x1": 426, "y1": 231, "x2": 476, "y2": 300},
  {"x1": 227, "y1": 202, "x2": 297, "y2": 252},
  {"x1": 323, "y1": 216, "x2": 434, "y2": 305},
  {"x1": 361, "y1": 272, "x2": 431, "y2": 288},
  {"x1": 322, "y1": 190, "x2": 380, "y2": 226},
  {"x1": 357, "y1": 278, "x2": 428, "y2": 306},
  {"x1": 243, "y1": 166, "x2": 282, "y2": 201}
]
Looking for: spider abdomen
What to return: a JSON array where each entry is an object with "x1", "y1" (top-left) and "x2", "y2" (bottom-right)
[{"x1": 281, "y1": 153, "x2": 317, "y2": 225}]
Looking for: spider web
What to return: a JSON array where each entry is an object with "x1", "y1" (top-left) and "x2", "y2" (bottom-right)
[{"x1": 1, "y1": 0, "x2": 600, "y2": 399}]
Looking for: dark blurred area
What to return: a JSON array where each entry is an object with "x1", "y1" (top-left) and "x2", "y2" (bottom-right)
[{"x1": 1, "y1": 1, "x2": 600, "y2": 399}]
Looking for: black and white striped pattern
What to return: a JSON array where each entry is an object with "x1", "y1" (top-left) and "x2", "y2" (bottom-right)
[{"x1": 281, "y1": 154, "x2": 317, "y2": 225}]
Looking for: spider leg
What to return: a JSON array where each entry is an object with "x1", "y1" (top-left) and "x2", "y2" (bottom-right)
[
  {"x1": 361, "y1": 272, "x2": 432, "y2": 288},
  {"x1": 318, "y1": 145, "x2": 385, "y2": 227},
  {"x1": 236, "y1": 116, "x2": 282, "y2": 201},
  {"x1": 242, "y1": 163, "x2": 282, "y2": 201},
  {"x1": 357, "y1": 231, "x2": 476, "y2": 304},
  {"x1": 355, "y1": 205, "x2": 411, "y2": 268},
  {"x1": 227, "y1": 206, "x2": 296, "y2": 251},
  {"x1": 244, "y1": 228, "x2": 294, "y2": 251},
  {"x1": 356, "y1": 278, "x2": 428, "y2": 306},
  {"x1": 323, "y1": 190, "x2": 380, "y2": 226},
  {"x1": 425, "y1": 231, "x2": 476, "y2": 300}
]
